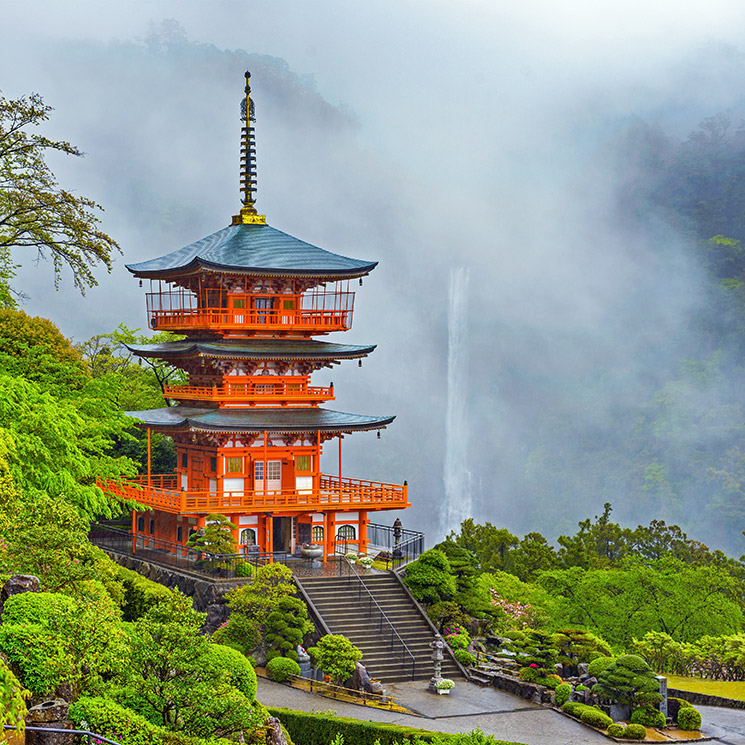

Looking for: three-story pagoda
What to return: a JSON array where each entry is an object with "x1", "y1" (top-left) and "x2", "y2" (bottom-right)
[{"x1": 106, "y1": 72, "x2": 408, "y2": 560}]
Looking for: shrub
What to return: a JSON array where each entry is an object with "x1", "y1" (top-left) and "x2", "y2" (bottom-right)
[
  {"x1": 402, "y1": 549, "x2": 456, "y2": 605},
  {"x1": 555, "y1": 682, "x2": 572, "y2": 706},
  {"x1": 677, "y1": 706, "x2": 702, "y2": 731},
  {"x1": 575, "y1": 684, "x2": 589, "y2": 692},
  {"x1": 454, "y1": 648, "x2": 476, "y2": 667},
  {"x1": 308, "y1": 634, "x2": 362, "y2": 685},
  {"x1": 536, "y1": 674, "x2": 562, "y2": 689},
  {"x1": 267, "y1": 657, "x2": 301, "y2": 683},
  {"x1": 69, "y1": 696, "x2": 235, "y2": 745},
  {"x1": 631, "y1": 707, "x2": 665, "y2": 728},
  {"x1": 115, "y1": 565, "x2": 172, "y2": 621},
  {"x1": 587, "y1": 655, "x2": 615, "y2": 678},
  {"x1": 562, "y1": 701, "x2": 584, "y2": 717},
  {"x1": 201, "y1": 644, "x2": 257, "y2": 700},
  {"x1": 593, "y1": 654, "x2": 661, "y2": 706},
  {"x1": 606, "y1": 723, "x2": 626, "y2": 738},
  {"x1": 623, "y1": 723, "x2": 647, "y2": 740},
  {"x1": 580, "y1": 707, "x2": 613, "y2": 729},
  {"x1": 268, "y1": 708, "x2": 515, "y2": 745},
  {"x1": 264, "y1": 596, "x2": 314, "y2": 661},
  {"x1": 518, "y1": 666, "x2": 540, "y2": 682}
]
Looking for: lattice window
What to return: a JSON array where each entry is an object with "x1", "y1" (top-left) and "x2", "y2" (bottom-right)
[
  {"x1": 336, "y1": 524, "x2": 356, "y2": 540},
  {"x1": 240, "y1": 528, "x2": 257, "y2": 546},
  {"x1": 295, "y1": 455, "x2": 311, "y2": 472},
  {"x1": 312, "y1": 525, "x2": 324, "y2": 543}
]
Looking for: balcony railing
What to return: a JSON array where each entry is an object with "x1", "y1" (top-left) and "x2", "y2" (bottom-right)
[
  {"x1": 145, "y1": 290, "x2": 355, "y2": 334},
  {"x1": 149, "y1": 307, "x2": 353, "y2": 333},
  {"x1": 164, "y1": 381, "x2": 334, "y2": 405},
  {"x1": 101, "y1": 473, "x2": 408, "y2": 514}
]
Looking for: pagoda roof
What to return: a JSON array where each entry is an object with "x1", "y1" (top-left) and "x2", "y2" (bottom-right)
[
  {"x1": 126, "y1": 406, "x2": 394, "y2": 433},
  {"x1": 126, "y1": 339, "x2": 375, "y2": 361},
  {"x1": 126, "y1": 223, "x2": 377, "y2": 280}
]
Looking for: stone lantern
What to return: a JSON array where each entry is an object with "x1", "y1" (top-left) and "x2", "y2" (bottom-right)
[{"x1": 427, "y1": 633, "x2": 446, "y2": 692}]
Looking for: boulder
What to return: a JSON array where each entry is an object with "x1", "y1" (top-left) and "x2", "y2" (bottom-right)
[
  {"x1": 266, "y1": 717, "x2": 290, "y2": 745},
  {"x1": 577, "y1": 662, "x2": 590, "y2": 676},
  {"x1": 26, "y1": 699, "x2": 75, "y2": 745},
  {"x1": 346, "y1": 661, "x2": 372, "y2": 692},
  {"x1": 26, "y1": 699, "x2": 69, "y2": 724},
  {"x1": 0, "y1": 574, "x2": 40, "y2": 618}
]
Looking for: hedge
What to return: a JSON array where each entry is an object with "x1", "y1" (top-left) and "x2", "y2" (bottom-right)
[
  {"x1": 623, "y1": 723, "x2": 647, "y2": 740},
  {"x1": 69, "y1": 696, "x2": 236, "y2": 745},
  {"x1": 267, "y1": 708, "x2": 525, "y2": 745}
]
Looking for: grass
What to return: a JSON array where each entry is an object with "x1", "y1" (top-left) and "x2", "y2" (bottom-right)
[{"x1": 666, "y1": 673, "x2": 745, "y2": 701}]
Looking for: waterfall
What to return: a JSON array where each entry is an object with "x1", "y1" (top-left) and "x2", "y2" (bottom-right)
[{"x1": 442, "y1": 266, "x2": 471, "y2": 536}]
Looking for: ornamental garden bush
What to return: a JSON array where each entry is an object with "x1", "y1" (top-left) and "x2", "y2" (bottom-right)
[
  {"x1": 579, "y1": 707, "x2": 613, "y2": 729},
  {"x1": 630, "y1": 706, "x2": 666, "y2": 728},
  {"x1": 623, "y1": 723, "x2": 647, "y2": 740},
  {"x1": 264, "y1": 595, "x2": 314, "y2": 662},
  {"x1": 266, "y1": 657, "x2": 301, "y2": 683},
  {"x1": 454, "y1": 648, "x2": 476, "y2": 667},
  {"x1": 677, "y1": 706, "x2": 702, "y2": 731},
  {"x1": 308, "y1": 634, "x2": 362, "y2": 685},
  {"x1": 606, "y1": 723, "x2": 626, "y2": 738},
  {"x1": 201, "y1": 644, "x2": 257, "y2": 700},
  {"x1": 592, "y1": 654, "x2": 661, "y2": 707},
  {"x1": 555, "y1": 682, "x2": 572, "y2": 706},
  {"x1": 587, "y1": 655, "x2": 615, "y2": 678}
]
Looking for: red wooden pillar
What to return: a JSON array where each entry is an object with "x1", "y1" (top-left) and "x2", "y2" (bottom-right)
[
  {"x1": 359, "y1": 510, "x2": 368, "y2": 556},
  {"x1": 132, "y1": 510, "x2": 137, "y2": 554}
]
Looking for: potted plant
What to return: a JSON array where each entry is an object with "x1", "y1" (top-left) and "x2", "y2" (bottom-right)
[
  {"x1": 435, "y1": 678, "x2": 455, "y2": 695},
  {"x1": 358, "y1": 556, "x2": 374, "y2": 569}
]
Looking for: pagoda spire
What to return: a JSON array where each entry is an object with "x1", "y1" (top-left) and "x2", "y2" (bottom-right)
[{"x1": 232, "y1": 71, "x2": 267, "y2": 225}]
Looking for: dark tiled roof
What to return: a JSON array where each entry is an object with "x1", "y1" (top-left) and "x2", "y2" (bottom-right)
[
  {"x1": 126, "y1": 339, "x2": 375, "y2": 361},
  {"x1": 126, "y1": 223, "x2": 377, "y2": 279},
  {"x1": 125, "y1": 406, "x2": 394, "y2": 433}
]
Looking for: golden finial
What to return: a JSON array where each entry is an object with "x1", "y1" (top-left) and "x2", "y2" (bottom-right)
[{"x1": 232, "y1": 71, "x2": 266, "y2": 225}]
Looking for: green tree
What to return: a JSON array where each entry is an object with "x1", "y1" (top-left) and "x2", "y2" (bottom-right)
[
  {"x1": 402, "y1": 549, "x2": 456, "y2": 605},
  {"x1": 0, "y1": 92, "x2": 120, "y2": 302},
  {"x1": 187, "y1": 513, "x2": 237, "y2": 555},
  {"x1": 448, "y1": 518, "x2": 518, "y2": 572},
  {"x1": 0, "y1": 660, "x2": 29, "y2": 734},
  {"x1": 309, "y1": 634, "x2": 362, "y2": 685},
  {"x1": 592, "y1": 654, "x2": 661, "y2": 707},
  {"x1": 265, "y1": 595, "x2": 314, "y2": 661}
]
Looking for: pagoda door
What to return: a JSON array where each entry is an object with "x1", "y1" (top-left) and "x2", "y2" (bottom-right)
[
  {"x1": 255, "y1": 460, "x2": 282, "y2": 494},
  {"x1": 230, "y1": 297, "x2": 246, "y2": 324},
  {"x1": 189, "y1": 453, "x2": 206, "y2": 491}
]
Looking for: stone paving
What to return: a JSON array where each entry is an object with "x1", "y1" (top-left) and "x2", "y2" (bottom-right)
[
  {"x1": 258, "y1": 676, "x2": 745, "y2": 745},
  {"x1": 257, "y1": 676, "x2": 608, "y2": 745}
]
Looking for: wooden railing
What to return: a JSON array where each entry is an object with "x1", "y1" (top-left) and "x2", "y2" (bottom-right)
[
  {"x1": 147, "y1": 307, "x2": 353, "y2": 333},
  {"x1": 164, "y1": 381, "x2": 334, "y2": 405},
  {"x1": 101, "y1": 473, "x2": 408, "y2": 514}
]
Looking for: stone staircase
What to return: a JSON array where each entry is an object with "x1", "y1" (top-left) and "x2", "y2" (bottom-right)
[{"x1": 299, "y1": 572, "x2": 463, "y2": 683}]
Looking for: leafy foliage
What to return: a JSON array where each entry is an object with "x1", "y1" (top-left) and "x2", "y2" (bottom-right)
[
  {"x1": 592, "y1": 654, "x2": 661, "y2": 707},
  {"x1": 677, "y1": 705, "x2": 702, "y2": 731},
  {"x1": 308, "y1": 634, "x2": 362, "y2": 685},
  {"x1": 266, "y1": 656, "x2": 301, "y2": 682},
  {"x1": 0, "y1": 93, "x2": 120, "y2": 301},
  {"x1": 402, "y1": 549, "x2": 456, "y2": 604},
  {"x1": 0, "y1": 658, "x2": 29, "y2": 733},
  {"x1": 264, "y1": 595, "x2": 313, "y2": 661}
]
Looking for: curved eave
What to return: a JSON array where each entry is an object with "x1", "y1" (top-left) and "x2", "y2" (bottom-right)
[
  {"x1": 125, "y1": 406, "x2": 395, "y2": 434},
  {"x1": 126, "y1": 256, "x2": 377, "y2": 281},
  {"x1": 125, "y1": 340, "x2": 376, "y2": 362}
]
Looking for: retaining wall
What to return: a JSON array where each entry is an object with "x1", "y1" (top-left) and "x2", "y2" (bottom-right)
[{"x1": 669, "y1": 687, "x2": 745, "y2": 710}]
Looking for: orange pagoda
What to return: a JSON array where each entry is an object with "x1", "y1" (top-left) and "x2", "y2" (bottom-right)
[{"x1": 106, "y1": 72, "x2": 409, "y2": 561}]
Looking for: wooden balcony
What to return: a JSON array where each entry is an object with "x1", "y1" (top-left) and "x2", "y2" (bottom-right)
[
  {"x1": 102, "y1": 473, "x2": 409, "y2": 515},
  {"x1": 148, "y1": 307, "x2": 353, "y2": 334},
  {"x1": 164, "y1": 381, "x2": 334, "y2": 406}
]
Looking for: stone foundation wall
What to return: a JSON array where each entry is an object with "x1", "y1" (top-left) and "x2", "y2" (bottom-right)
[
  {"x1": 477, "y1": 669, "x2": 553, "y2": 704},
  {"x1": 669, "y1": 687, "x2": 745, "y2": 710},
  {"x1": 103, "y1": 550, "x2": 250, "y2": 632}
]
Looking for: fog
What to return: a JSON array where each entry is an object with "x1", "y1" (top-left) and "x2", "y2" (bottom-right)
[{"x1": 5, "y1": 2, "x2": 745, "y2": 551}]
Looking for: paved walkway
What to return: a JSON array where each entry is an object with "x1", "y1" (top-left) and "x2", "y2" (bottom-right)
[
  {"x1": 257, "y1": 677, "x2": 608, "y2": 745},
  {"x1": 258, "y1": 677, "x2": 745, "y2": 744}
]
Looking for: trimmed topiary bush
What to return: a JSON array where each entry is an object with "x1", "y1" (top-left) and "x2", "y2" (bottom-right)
[
  {"x1": 562, "y1": 701, "x2": 584, "y2": 717},
  {"x1": 454, "y1": 648, "x2": 476, "y2": 667},
  {"x1": 201, "y1": 644, "x2": 257, "y2": 701},
  {"x1": 631, "y1": 706, "x2": 665, "y2": 728},
  {"x1": 677, "y1": 706, "x2": 702, "y2": 731},
  {"x1": 580, "y1": 707, "x2": 613, "y2": 729},
  {"x1": 606, "y1": 723, "x2": 626, "y2": 738},
  {"x1": 623, "y1": 723, "x2": 647, "y2": 740},
  {"x1": 587, "y1": 655, "x2": 615, "y2": 678},
  {"x1": 266, "y1": 657, "x2": 301, "y2": 683},
  {"x1": 536, "y1": 674, "x2": 562, "y2": 689},
  {"x1": 555, "y1": 682, "x2": 572, "y2": 707},
  {"x1": 593, "y1": 654, "x2": 661, "y2": 707},
  {"x1": 518, "y1": 665, "x2": 540, "y2": 682}
]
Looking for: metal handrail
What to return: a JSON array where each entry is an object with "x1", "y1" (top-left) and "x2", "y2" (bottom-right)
[
  {"x1": 340, "y1": 556, "x2": 417, "y2": 680},
  {"x1": 3, "y1": 724, "x2": 121, "y2": 745}
]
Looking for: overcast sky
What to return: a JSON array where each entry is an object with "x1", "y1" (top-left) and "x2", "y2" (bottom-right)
[{"x1": 5, "y1": 1, "x2": 745, "y2": 543}]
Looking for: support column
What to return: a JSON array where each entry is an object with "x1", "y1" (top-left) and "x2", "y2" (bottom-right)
[
  {"x1": 147, "y1": 427, "x2": 152, "y2": 487},
  {"x1": 338, "y1": 436, "x2": 342, "y2": 503},
  {"x1": 326, "y1": 512, "x2": 336, "y2": 559},
  {"x1": 132, "y1": 510, "x2": 137, "y2": 554},
  {"x1": 359, "y1": 510, "x2": 368, "y2": 556},
  {"x1": 267, "y1": 514, "x2": 274, "y2": 563},
  {"x1": 322, "y1": 512, "x2": 329, "y2": 562}
]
